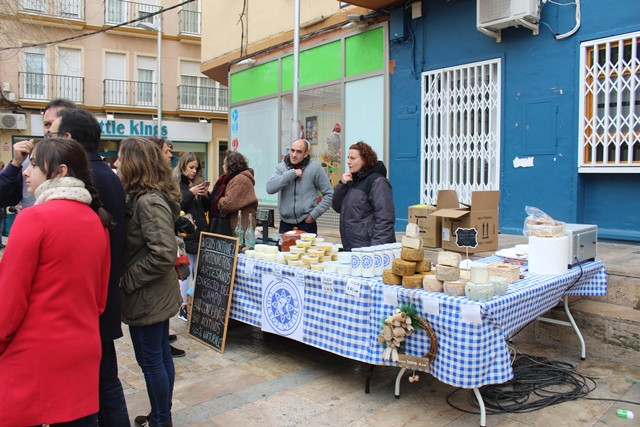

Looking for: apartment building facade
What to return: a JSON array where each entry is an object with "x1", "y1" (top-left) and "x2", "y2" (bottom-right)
[{"x1": 0, "y1": 0, "x2": 228, "y2": 179}]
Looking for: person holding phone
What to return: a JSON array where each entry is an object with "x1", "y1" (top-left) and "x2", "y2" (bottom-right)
[{"x1": 173, "y1": 152, "x2": 210, "y2": 321}]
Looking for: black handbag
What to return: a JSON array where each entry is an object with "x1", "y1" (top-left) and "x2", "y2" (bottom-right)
[{"x1": 210, "y1": 208, "x2": 232, "y2": 236}]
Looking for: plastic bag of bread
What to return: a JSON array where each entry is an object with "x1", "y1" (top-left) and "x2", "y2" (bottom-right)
[{"x1": 523, "y1": 206, "x2": 565, "y2": 237}]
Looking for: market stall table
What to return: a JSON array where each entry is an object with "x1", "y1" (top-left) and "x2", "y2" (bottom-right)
[{"x1": 229, "y1": 254, "x2": 606, "y2": 426}]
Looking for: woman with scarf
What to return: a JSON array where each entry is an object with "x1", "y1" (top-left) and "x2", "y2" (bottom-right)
[
  {"x1": 211, "y1": 150, "x2": 258, "y2": 233},
  {"x1": 0, "y1": 138, "x2": 113, "y2": 426},
  {"x1": 174, "y1": 151, "x2": 209, "y2": 321},
  {"x1": 332, "y1": 141, "x2": 396, "y2": 251}
]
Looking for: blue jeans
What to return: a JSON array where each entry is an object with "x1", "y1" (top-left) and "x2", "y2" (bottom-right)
[
  {"x1": 129, "y1": 321, "x2": 174, "y2": 426},
  {"x1": 98, "y1": 339, "x2": 130, "y2": 426}
]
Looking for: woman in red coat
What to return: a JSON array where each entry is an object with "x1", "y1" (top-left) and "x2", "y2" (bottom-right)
[{"x1": 0, "y1": 138, "x2": 113, "y2": 426}]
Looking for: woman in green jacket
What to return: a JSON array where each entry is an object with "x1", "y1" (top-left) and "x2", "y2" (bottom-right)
[{"x1": 114, "y1": 137, "x2": 182, "y2": 427}]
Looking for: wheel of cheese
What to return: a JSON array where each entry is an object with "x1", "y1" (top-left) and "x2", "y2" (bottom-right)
[
  {"x1": 443, "y1": 278, "x2": 468, "y2": 296},
  {"x1": 437, "y1": 251, "x2": 462, "y2": 267},
  {"x1": 489, "y1": 276, "x2": 509, "y2": 295},
  {"x1": 402, "y1": 274, "x2": 424, "y2": 289},
  {"x1": 405, "y1": 222, "x2": 421, "y2": 238},
  {"x1": 422, "y1": 275, "x2": 443, "y2": 292},
  {"x1": 391, "y1": 258, "x2": 417, "y2": 276},
  {"x1": 435, "y1": 264, "x2": 460, "y2": 281},
  {"x1": 465, "y1": 281, "x2": 495, "y2": 301},
  {"x1": 382, "y1": 269, "x2": 402, "y2": 285},
  {"x1": 415, "y1": 258, "x2": 432, "y2": 273},
  {"x1": 470, "y1": 266, "x2": 489, "y2": 284},
  {"x1": 401, "y1": 246, "x2": 424, "y2": 262},
  {"x1": 401, "y1": 235, "x2": 423, "y2": 249}
]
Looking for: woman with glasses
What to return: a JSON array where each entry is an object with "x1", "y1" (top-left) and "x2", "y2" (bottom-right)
[{"x1": 0, "y1": 137, "x2": 113, "y2": 426}]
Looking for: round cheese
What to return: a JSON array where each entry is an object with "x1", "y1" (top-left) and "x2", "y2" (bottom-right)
[
  {"x1": 289, "y1": 246, "x2": 306, "y2": 254},
  {"x1": 405, "y1": 222, "x2": 421, "y2": 238},
  {"x1": 382, "y1": 269, "x2": 402, "y2": 285},
  {"x1": 443, "y1": 278, "x2": 468, "y2": 296},
  {"x1": 470, "y1": 266, "x2": 489, "y2": 284},
  {"x1": 402, "y1": 274, "x2": 424, "y2": 289},
  {"x1": 415, "y1": 258, "x2": 432, "y2": 273},
  {"x1": 254, "y1": 243, "x2": 268, "y2": 253},
  {"x1": 284, "y1": 252, "x2": 300, "y2": 261},
  {"x1": 489, "y1": 276, "x2": 509, "y2": 295},
  {"x1": 465, "y1": 281, "x2": 495, "y2": 301},
  {"x1": 310, "y1": 263, "x2": 324, "y2": 271},
  {"x1": 401, "y1": 246, "x2": 424, "y2": 262},
  {"x1": 437, "y1": 251, "x2": 462, "y2": 267},
  {"x1": 435, "y1": 264, "x2": 460, "y2": 281},
  {"x1": 295, "y1": 239, "x2": 312, "y2": 248},
  {"x1": 401, "y1": 235, "x2": 423, "y2": 249},
  {"x1": 422, "y1": 275, "x2": 443, "y2": 292},
  {"x1": 392, "y1": 258, "x2": 417, "y2": 276}
]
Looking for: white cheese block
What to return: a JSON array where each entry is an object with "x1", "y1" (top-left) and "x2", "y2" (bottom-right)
[
  {"x1": 405, "y1": 222, "x2": 421, "y2": 238},
  {"x1": 470, "y1": 266, "x2": 489, "y2": 284},
  {"x1": 401, "y1": 235, "x2": 423, "y2": 249},
  {"x1": 435, "y1": 264, "x2": 460, "y2": 281},
  {"x1": 437, "y1": 251, "x2": 462, "y2": 267},
  {"x1": 465, "y1": 281, "x2": 495, "y2": 301},
  {"x1": 489, "y1": 276, "x2": 509, "y2": 295}
]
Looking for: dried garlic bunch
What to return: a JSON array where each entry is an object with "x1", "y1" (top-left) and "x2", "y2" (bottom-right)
[{"x1": 378, "y1": 308, "x2": 414, "y2": 362}]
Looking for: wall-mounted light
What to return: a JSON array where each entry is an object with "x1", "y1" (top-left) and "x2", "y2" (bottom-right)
[
  {"x1": 199, "y1": 117, "x2": 208, "y2": 123},
  {"x1": 106, "y1": 112, "x2": 115, "y2": 121},
  {"x1": 342, "y1": 21, "x2": 366, "y2": 30},
  {"x1": 237, "y1": 58, "x2": 257, "y2": 67}
]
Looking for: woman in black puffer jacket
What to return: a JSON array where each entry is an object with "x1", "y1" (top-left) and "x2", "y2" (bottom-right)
[
  {"x1": 174, "y1": 152, "x2": 210, "y2": 320},
  {"x1": 332, "y1": 141, "x2": 396, "y2": 251}
]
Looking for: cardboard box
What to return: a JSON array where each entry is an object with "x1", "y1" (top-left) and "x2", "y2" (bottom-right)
[
  {"x1": 431, "y1": 190, "x2": 500, "y2": 254},
  {"x1": 407, "y1": 191, "x2": 460, "y2": 248}
]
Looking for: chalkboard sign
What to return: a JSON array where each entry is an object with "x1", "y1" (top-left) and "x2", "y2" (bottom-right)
[
  {"x1": 188, "y1": 232, "x2": 239, "y2": 353},
  {"x1": 455, "y1": 227, "x2": 478, "y2": 248}
]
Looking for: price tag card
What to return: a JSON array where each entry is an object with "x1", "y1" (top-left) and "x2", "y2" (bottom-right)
[
  {"x1": 273, "y1": 264, "x2": 283, "y2": 281},
  {"x1": 321, "y1": 275, "x2": 334, "y2": 293},
  {"x1": 245, "y1": 259, "x2": 255, "y2": 276},
  {"x1": 345, "y1": 279, "x2": 361, "y2": 298},
  {"x1": 383, "y1": 287, "x2": 398, "y2": 307},
  {"x1": 421, "y1": 295, "x2": 440, "y2": 316},
  {"x1": 460, "y1": 304, "x2": 482, "y2": 324},
  {"x1": 295, "y1": 270, "x2": 306, "y2": 287}
]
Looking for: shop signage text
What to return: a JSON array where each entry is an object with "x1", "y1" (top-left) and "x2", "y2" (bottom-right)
[{"x1": 98, "y1": 119, "x2": 168, "y2": 138}]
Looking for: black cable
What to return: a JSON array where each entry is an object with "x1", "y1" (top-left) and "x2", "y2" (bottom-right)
[{"x1": 446, "y1": 354, "x2": 598, "y2": 415}]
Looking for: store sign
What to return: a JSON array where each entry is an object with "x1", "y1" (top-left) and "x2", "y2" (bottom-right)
[{"x1": 98, "y1": 119, "x2": 167, "y2": 138}]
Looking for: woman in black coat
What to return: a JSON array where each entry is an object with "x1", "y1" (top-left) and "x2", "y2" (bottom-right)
[
  {"x1": 174, "y1": 152, "x2": 209, "y2": 320},
  {"x1": 332, "y1": 141, "x2": 396, "y2": 251}
]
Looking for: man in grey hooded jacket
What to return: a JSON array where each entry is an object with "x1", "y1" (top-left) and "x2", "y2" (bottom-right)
[{"x1": 266, "y1": 139, "x2": 333, "y2": 234}]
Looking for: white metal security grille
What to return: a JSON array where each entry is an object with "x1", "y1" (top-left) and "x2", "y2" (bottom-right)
[
  {"x1": 579, "y1": 31, "x2": 640, "y2": 173},
  {"x1": 421, "y1": 58, "x2": 501, "y2": 205}
]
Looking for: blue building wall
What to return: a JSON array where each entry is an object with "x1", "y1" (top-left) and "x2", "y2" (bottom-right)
[{"x1": 389, "y1": 0, "x2": 640, "y2": 241}]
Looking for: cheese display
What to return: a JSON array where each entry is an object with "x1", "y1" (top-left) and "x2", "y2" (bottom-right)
[
  {"x1": 437, "y1": 251, "x2": 462, "y2": 267},
  {"x1": 465, "y1": 281, "x2": 495, "y2": 301},
  {"x1": 401, "y1": 235, "x2": 423, "y2": 249},
  {"x1": 435, "y1": 264, "x2": 460, "y2": 281},
  {"x1": 392, "y1": 258, "x2": 417, "y2": 276},
  {"x1": 422, "y1": 275, "x2": 443, "y2": 292},
  {"x1": 486, "y1": 263, "x2": 520, "y2": 283},
  {"x1": 415, "y1": 258, "x2": 432, "y2": 273},
  {"x1": 443, "y1": 279, "x2": 468, "y2": 296},
  {"x1": 382, "y1": 269, "x2": 402, "y2": 285},
  {"x1": 402, "y1": 274, "x2": 424, "y2": 289},
  {"x1": 401, "y1": 247, "x2": 424, "y2": 262},
  {"x1": 310, "y1": 263, "x2": 324, "y2": 271},
  {"x1": 405, "y1": 222, "x2": 421, "y2": 238}
]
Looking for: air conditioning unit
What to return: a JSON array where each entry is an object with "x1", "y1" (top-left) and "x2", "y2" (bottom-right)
[
  {"x1": 0, "y1": 113, "x2": 27, "y2": 130},
  {"x1": 477, "y1": 0, "x2": 540, "y2": 42}
]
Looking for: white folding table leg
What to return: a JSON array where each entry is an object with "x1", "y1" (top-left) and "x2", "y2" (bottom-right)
[
  {"x1": 473, "y1": 387, "x2": 486, "y2": 427},
  {"x1": 537, "y1": 295, "x2": 586, "y2": 360},
  {"x1": 394, "y1": 367, "x2": 406, "y2": 398}
]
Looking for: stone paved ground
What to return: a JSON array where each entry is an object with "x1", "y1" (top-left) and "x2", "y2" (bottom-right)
[{"x1": 117, "y1": 316, "x2": 640, "y2": 426}]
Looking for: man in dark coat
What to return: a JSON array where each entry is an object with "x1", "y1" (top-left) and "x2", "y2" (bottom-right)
[{"x1": 51, "y1": 106, "x2": 131, "y2": 425}]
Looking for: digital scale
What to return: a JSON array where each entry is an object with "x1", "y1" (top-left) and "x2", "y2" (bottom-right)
[
  {"x1": 564, "y1": 223, "x2": 597, "y2": 266},
  {"x1": 255, "y1": 208, "x2": 277, "y2": 245}
]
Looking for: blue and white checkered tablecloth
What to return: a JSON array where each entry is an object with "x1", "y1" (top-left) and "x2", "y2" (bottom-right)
[{"x1": 230, "y1": 255, "x2": 607, "y2": 389}]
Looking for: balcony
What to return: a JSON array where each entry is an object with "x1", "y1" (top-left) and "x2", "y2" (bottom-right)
[
  {"x1": 178, "y1": 85, "x2": 228, "y2": 112},
  {"x1": 178, "y1": 9, "x2": 201, "y2": 36},
  {"x1": 104, "y1": 79, "x2": 158, "y2": 107},
  {"x1": 104, "y1": 0, "x2": 160, "y2": 28},
  {"x1": 19, "y1": 0, "x2": 84, "y2": 20},
  {"x1": 18, "y1": 72, "x2": 84, "y2": 103}
]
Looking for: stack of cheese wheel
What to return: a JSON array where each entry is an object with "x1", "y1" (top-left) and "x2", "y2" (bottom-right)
[
  {"x1": 383, "y1": 224, "x2": 431, "y2": 287},
  {"x1": 246, "y1": 244, "x2": 286, "y2": 263},
  {"x1": 436, "y1": 251, "x2": 467, "y2": 296},
  {"x1": 464, "y1": 265, "x2": 495, "y2": 301}
]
